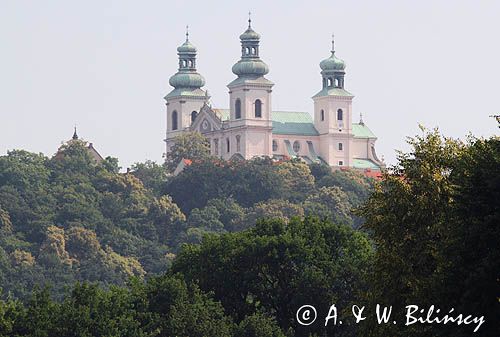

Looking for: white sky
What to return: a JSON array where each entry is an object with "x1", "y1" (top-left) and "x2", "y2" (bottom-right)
[{"x1": 1, "y1": 0, "x2": 499, "y2": 169}]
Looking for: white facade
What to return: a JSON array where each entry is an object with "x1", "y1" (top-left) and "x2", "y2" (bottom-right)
[{"x1": 164, "y1": 23, "x2": 384, "y2": 172}]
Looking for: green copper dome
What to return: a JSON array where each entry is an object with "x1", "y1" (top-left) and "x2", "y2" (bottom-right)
[
  {"x1": 177, "y1": 40, "x2": 197, "y2": 53},
  {"x1": 231, "y1": 17, "x2": 270, "y2": 78},
  {"x1": 320, "y1": 52, "x2": 346, "y2": 71},
  {"x1": 240, "y1": 27, "x2": 260, "y2": 40},
  {"x1": 169, "y1": 72, "x2": 205, "y2": 88},
  {"x1": 232, "y1": 59, "x2": 269, "y2": 77},
  {"x1": 167, "y1": 30, "x2": 205, "y2": 91}
]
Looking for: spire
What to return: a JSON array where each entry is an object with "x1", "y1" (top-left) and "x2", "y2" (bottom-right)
[
  {"x1": 72, "y1": 125, "x2": 78, "y2": 140},
  {"x1": 359, "y1": 113, "x2": 364, "y2": 125},
  {"x1": 248, "y1": 11, "x2": 252, "y2": 28},
  {"x1": 331, "y1": 34, "x2": 335, "y2": 54},
  {"x1": 167, "y1": 29, "x2": 206, "y2": 97}
]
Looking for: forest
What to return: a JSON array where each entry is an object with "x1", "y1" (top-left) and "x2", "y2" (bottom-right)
[{"x1": 0, "y1": 129, "x2": 498, "y2": 336}]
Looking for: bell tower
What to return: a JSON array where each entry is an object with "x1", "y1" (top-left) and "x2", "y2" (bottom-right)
[
  {"x1": 226, "y1": 14, "x2": 274, "y2": 159},
  {"x1": 313, "y1": 36, "x2": 354, "y2": 167},
  {"x1": 164, "y1": 27, "x2": 209, "y2": 155}
]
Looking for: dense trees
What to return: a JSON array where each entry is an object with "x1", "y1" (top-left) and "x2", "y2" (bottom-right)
[
  {"x1": 0, "y1": 216, "x2": 371, "y2": 337},
  {"x1": 359, "y1": 129, "x2": 499, "y2": 337},
  {"x1": 0, "y1": 139, "x2": 373, "y2": 301},
  {"x1": 172, "y1": 217, "x2": 373, "y2": 337},
  {"x1": 1, "y1": 127, "x2": 495, "y2": 336}
]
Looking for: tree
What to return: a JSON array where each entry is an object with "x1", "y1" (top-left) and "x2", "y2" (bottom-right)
[
  {"x1": 303, "y1": 186, "x2": 353, "y2": 225},
  {"x1": 165, "y1": 131, "x2": 210, "y2": 172},
  {"x1": 130, "y1": 160, "x2": 167, "y2": 196},
  {"x1": 171, "y1": 217, "x2": 373, "y2": 337},
  {"x1": 243, "y1": 199, "x2": 304, "y2": 230},
  {"x1": 275, "y1": 159, "x2": 315, "y2": 202},
  {"x1": 359, "y1": 128, "x2": 499, "y2": 336}
]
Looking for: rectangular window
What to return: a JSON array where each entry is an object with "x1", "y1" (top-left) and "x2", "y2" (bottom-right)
[
  {"x1": 338, "y1": 161, "x2": 344, "y2": 166},
  {"x1": 338, "y1": 143, "x2": 343, "y2": 151},
  {"x1": 214, "y1": 139, "x2": 219, "y2": 155}
]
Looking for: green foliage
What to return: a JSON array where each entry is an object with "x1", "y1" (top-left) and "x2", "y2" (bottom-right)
[
  {"x1": 171, "y1": 217, "x2": 374, "y2": 337},
  {"x1": 130, "y1": 160, "x2": 167, "y2": 196},
  {"x1": 359, "y1": 129, "x2": 499, "y2": 336},
  {"x1": 165, "y1": 131, "x2": 211, "y2": 172}
]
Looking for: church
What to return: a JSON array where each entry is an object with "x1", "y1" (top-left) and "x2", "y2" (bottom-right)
[{"x1": 164, "y1": 18, "x2": 384, "y2": 172}]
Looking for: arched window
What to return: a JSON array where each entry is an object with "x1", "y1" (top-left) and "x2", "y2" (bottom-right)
[
  {"x1": 252, "y1": 47, "x2": 256, "y2": 55},
  {"x1": 236, "y1": 135, "x2": 241, "y2": 152},
  {"x1": 293, "y1": 141, "x2": 301, "y2": 153},
  {"x1": 337, "y1": 109, "x2": 343, "y2": 121},
  {"x1": 191, "y1": 111, "x2": 197, "y2": 122},
  {"x1": 255, "y1": 99, "x2": 262, "y2": 118},
  {"x1": 235, "y1": 99, "x2": 241, "y2": 119},
  {"x1": 338, "y1": 143, "x2": 343, "y2": 151},
  {"x1": 226, "y1": 138, "x2": 230, "y2": 153},
  {"x1": 320, "y1": 109, "x2": 325, "y2": 121},
  {"x1": 272, "y1": 139, "x2": 278, "y2": 152},
  {"x1": 172, "y1": 110, "x2": 178, "y2": 130},
  {"x1": 335, "y1": 78, "x2": 339, "y2": 87},
  {"x1": 328, "y1": 78, "x2": 333, "y2": 87},
  {"x1": 214, "y1": 138, "x2": 219, "y2": 155}
]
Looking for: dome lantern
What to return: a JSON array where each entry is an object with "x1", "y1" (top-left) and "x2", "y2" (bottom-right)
[
  {"x1": 232, "y1": 13, "x2": 269, "y2": 78},
  {"x1": 168, "y1": 27, "x2": 206, "y2": 89}
]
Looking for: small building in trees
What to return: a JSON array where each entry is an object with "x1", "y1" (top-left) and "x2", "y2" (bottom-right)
[{"x1": 54, "y1": 127, "x2": 104, "y2": 163}]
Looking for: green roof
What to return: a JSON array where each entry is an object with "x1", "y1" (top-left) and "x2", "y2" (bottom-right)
[
  {"x1": 211, "y1": 109, "x2": 377, "y2": 138},
  {"x1": 164, "y1": 88, "x2": 206, "y2": 99},
  {"x1": 352, "y1": 123, "x2": 376, "y2": 138},
  {"x1": 352, "y1": 158, "x2": 381, "y2": 170},
  {"x1": 272, "y1": 111, "x2": 319, "y2": 136},
  {"x1": 212, "y1": 109, "x2": 319, "y2": 136},
  {"x1": 312, "y1": 87, "x2": 353, "y2": 98}
]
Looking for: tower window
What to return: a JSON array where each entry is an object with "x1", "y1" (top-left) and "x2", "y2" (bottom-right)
[
  {"x1": 337, "y1": 109, "x2": 343, "y2": 121},
  {"x1": 339, "y1": 160, "x2": 344, "y2": 166},
  {"x1": 255, "y1": 99, "x2": 262, "y2": 118},
  {"x1": 293, "y1": 140, "x2": 301, "y2": 153},
  {"x1": 226, "y1": 138, "x2": 230, "y2": 153},
  {"x1": 320, "y1": 109, "x2": 325, "y2": 121},
  {"x1": 172, "y1": 110, "x2": 178, "y2": 130},
  {"x1": 235, "y1": 98, "x2": 241, "y2": 119},
  {"x1": 236, "y1": 135, "x2": 241, "y2": 152},
  {"x1": 338, "y1": 143, "x2": 343, "y2": 151},
  {"x1": 272, "y1": 139, "x2": 278, "y2": 152},
  {"x1": 191, "y1": 111, "x2": 197, "y2": 123},
  {"x1": 328, "y1": 78, "x2": 333, "y2": 87},
  {"x1": 214, "y1": 138, "x2": 219, "y2": 155}
]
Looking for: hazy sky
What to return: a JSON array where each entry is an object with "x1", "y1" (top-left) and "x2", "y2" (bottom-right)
[{"x1": 1, "y1": 0, "x2": 499, "y2": 169}]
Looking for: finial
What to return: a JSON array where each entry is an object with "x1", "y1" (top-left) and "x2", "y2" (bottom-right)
[
  {"x1": 331, "y1": 33, "x2": 335, "y2": 54},
  {"x1": 359, "y1": 113, "x2": 364, "y2": 125},
  {"x1": 185, "y1": 25, "x2": 189, "y2": 42},
  {"x1": 248, "y1": 11, "x2": 252, "y2": 28},
  {"x1": 72, "y1": 125, "x2": 78, "y2": 140}
]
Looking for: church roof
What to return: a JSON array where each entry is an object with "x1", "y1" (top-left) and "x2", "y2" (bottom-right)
[
  {"x1": 164, "y1": 88, "x2": 207, "y2": 99},
  {"x1": 272, "y1": 111, "x2": 319, "y2": 136},
  {"x1": 352, "y1": 123, "x2": 377, "y2": 139},
  {"x1": 312, "y1": 87, "x2": 354, "y2": 98},
  {"x1": 211, "y1": 109, "x2": 376, "y2": 138},
  {"x1": 352, "y1": 158, "x2": 381, "y2": 170}
]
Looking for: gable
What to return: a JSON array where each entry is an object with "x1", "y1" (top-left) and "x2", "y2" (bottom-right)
[{"x1": 190, "y1": 104, "x2": 223, "y2": 133}]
